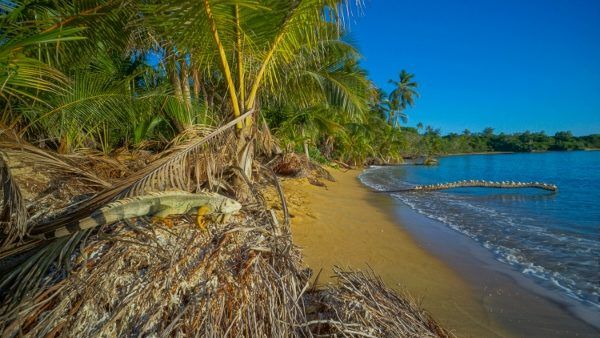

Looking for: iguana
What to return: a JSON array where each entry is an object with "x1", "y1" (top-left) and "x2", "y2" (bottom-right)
[{"x1": 31, "y1": 191, "x2": 242, "y2": 240}]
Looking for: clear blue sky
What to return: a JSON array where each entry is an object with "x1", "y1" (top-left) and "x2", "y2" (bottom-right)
[{"x1": 349, "y1": 0, "x2": 600, "y2": 135}]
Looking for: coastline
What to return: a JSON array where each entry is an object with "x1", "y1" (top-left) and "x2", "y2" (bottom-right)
[
  {"x1": 277, "y1": 169, "x2": 511, "y2": 337},
  {"x1": 393, "y1": 203, "x2": 600, "y2": 336},
  {"x1": 278, "y1": 168, "x2": 600, "y2": 337}
]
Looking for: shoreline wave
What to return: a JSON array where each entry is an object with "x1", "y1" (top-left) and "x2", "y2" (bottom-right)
[{"x1": 358, "y1": 166, "x2": 600, "y2": 311}]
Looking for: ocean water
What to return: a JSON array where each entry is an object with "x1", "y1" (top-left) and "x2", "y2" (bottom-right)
[{"x1": 359, "y1": 151, "x2": 600, "y2": 310}]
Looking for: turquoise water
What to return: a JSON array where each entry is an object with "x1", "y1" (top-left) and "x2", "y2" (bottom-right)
[{"x1": 359, "y1": 151, "x2": 600, "y2": 311}]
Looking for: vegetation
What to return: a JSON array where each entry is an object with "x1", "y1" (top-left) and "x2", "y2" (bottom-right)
[
  {"x1": 407, "y1": 127, "x2": 600, "y2": 156},
  {"x1": 0, "y1": 0, "x2": 430, "y2": 169},
  {"x1": 0, "y1": 0, "x2": 427, "y2": 329},
  {"x1": 1, "y1": 0, "x2": 595, "y2": 168}
]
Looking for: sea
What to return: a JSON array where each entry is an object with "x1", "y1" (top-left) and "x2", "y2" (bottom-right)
[{"x1": 359, "y1": 151, "x2": 600, "y2": 313}]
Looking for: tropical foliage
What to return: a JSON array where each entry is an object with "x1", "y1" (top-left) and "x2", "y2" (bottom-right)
[
  {"x1": 0, "y1": 0, "x2": 422, "y2": 310},
  {"x1": 1, "y1": 0, "x2": 428, "y2": 168},
  {"x1": 3, "y1": 0, "x2": 591, "y2": 168}
]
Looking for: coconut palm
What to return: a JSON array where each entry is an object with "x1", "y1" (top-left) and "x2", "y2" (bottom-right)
[
  {"x1": 387, "y1": 69, "x2": 419, "y2": 127},
  {"x1": 141, "y1": 0, "x2": 363, "y2": 180}
]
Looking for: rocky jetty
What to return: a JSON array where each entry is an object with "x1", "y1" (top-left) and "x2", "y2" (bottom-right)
[{"x1": 379, "y1": 180, "x2": 558, "y2": 193}]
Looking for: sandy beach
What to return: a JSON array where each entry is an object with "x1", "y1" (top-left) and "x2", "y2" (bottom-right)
[
  {"x1": 276, "y1": 169, "x2": 512, "y2": 337},
  {"x1": 274, "y1": 167, "x2": 600, "y2": 338}
]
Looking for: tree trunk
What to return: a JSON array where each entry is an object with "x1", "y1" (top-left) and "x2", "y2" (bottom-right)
[
  {"x1": 58, "y1": 135, "x2": 71, "y2": 154},
  {"x1": 166, "y1": 48, "x2": 183, "y2": 102},
  {"x1": 233, "y1": 120, "x2": 255, "y2": 200},
  {"x1": 302, "y1": 128, "x2": 310, "y2": 163},
  {"x1": 322, "y1": 136, "x2": 334, "y2": 159},
  {"x1": 237, "y1": 130, "x2": 254, "y2": 177},
  {"x1": 191, "y1": 67, "x2": 201, "y2": 102},
  {"x1": 180, "y1": 58, "x2": 192, "y2": 111}
]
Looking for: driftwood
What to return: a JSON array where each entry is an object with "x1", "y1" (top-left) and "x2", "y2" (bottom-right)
[{"x1": 377, "y1": 180, "x2": 558, "y2": 193}]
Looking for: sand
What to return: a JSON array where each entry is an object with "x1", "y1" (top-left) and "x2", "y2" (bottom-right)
[{"x1": 277, "y1": 169, "x2": 512, "y2": 337}]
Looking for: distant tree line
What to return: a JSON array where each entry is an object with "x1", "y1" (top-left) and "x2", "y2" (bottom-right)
[{"x1": 399, "y1": 127, "x2": 600, "y2": 157}]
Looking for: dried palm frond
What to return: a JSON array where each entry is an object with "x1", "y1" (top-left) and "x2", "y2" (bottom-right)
[
  {"x1": 28, "y1": 109, "x2": 253, "y2": 237},
  {"x1": 0, "y1": 111, "x2": 254, "y2": 321},
  {"x1": 1, "y1": 208, "x2": 309, "y2": 337},
  {"x1": 1, "y1": 212, "x2": 452, "y2": 337},
  {"x1": 305, "y1": 267, "x2": 454, "y2": 338},
  {"x1": 0, "y1": 231, "x2": 89, "y2": 323},
  {"x1": 0, "y1": 142, "x2": 111, "y2": 189},
  {"x1": 0, "y1": 152, "x2": 27, "y2": 246},
  {"x1": 63, "y1": 148, "x2": 132, "y2": 180},
  {"x1": 256, "y1": 116, "x2": 280, "y2": 158}
]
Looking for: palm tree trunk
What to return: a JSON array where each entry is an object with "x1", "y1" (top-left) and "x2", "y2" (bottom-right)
[
  {"x1": 58, "y1": 135, "x2": 71, "y2": 154},
  {"x1": 203, "y1": 0, "x2": 253, "y2": 193},
  {"x1": 202, "y1": 0, "x2": 242, "y2": 126},
  {"x1": 234, "y1": 3, "x2": 301, "y2": 184},
  {"x1": 234, "y1": 5, "x2": 245, "y2": 112},
  {"x1": 191, "y1": 68, "x2": 199, "y2": 100},
  {"x1": 166, "y1": 50, "x2": 183, "y2": 101},
  {"x1": 302, "y1": 128, "x2": 310, "y2": 163},
  {"x1": 180, "y1": 57, "x2": 192, "y2": 111}
]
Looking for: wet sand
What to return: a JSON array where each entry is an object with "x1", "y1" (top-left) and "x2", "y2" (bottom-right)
[
  {"x1": 280, "y1": 169, "x2": 511, "y2": 337},
  {"x1": 395, "y1": 206, "x2": 600, "y2": 337},
  {"x1": 280, "y1": 169, "x2": 600, "y2": 337}
]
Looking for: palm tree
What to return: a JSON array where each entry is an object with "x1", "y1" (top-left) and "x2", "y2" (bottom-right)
[
  {"x1": 140, "y1": 0, "x2": 362, "y2": 183},
  {"x1": 417, "y1": 122, "x2": 424, "y2": 132},
  {"x1": 387, "y1": 69, "x2": 419, "y2": 127}
]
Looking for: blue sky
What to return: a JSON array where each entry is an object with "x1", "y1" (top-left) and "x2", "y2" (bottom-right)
[{"x1": 349, "y1": 0, "x2": 600, "y2": 135}]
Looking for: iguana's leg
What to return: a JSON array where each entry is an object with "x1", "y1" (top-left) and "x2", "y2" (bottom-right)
[
  {"x1": 196, "y1": 205, "x2": 211, "y2": 230},
  {"x1": 151, "y1": 208, "x2": 177, "y2": 229}
]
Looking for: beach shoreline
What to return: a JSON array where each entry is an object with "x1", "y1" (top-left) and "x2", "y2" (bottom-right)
[
  {"x1": 392, "y1": 201, "x2": 600, "y2": 336},
  {"x1": 278, "y1": 168, "x2": 600, "y2": 337},
  {"x1": 276, "y1": 169, "x2": 511, "y2": 337}
]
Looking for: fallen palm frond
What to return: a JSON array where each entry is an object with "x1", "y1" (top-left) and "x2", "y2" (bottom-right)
[
  {"x1": 1, "y1": 207, "x2": 451, "y2": 338},
  {"x1": 26, "y1": 109, "x2": 253, "y2": 238},
  {"x1": 305, "y1": 267, "x2": 454, "y2": 338},
  {"x1": 1, "y1": 206, "x2": 309, "y2": 337},
  {"x1": 0, "y1": 232, "x2": 89, "y2": 322},
  {"x1": 0, "y1": 111, "x2": 254, "y2": 320},
  {"x1": 0, "y1": 142, "x2": 111, "y2": 189},
  {"x1": 0, "y1": 152, "x2": 27, "y2": 246}
]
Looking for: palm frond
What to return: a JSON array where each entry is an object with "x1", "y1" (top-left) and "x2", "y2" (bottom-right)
[
  {"x1": 0, "y1": 110, "x2": 252, "y2": 319},
  {"x1": 0, "y1": 232, "x2": 88, "y2": 322},
  {"x1": 0, "y1": 152, "x2": 27, "y2": 246},
  {"x1": 28, "y1": 109, "x2": 253, "y2": 237},
  {"x1": 0, "y1": 142, "x2": 112, "y2": 189}
]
